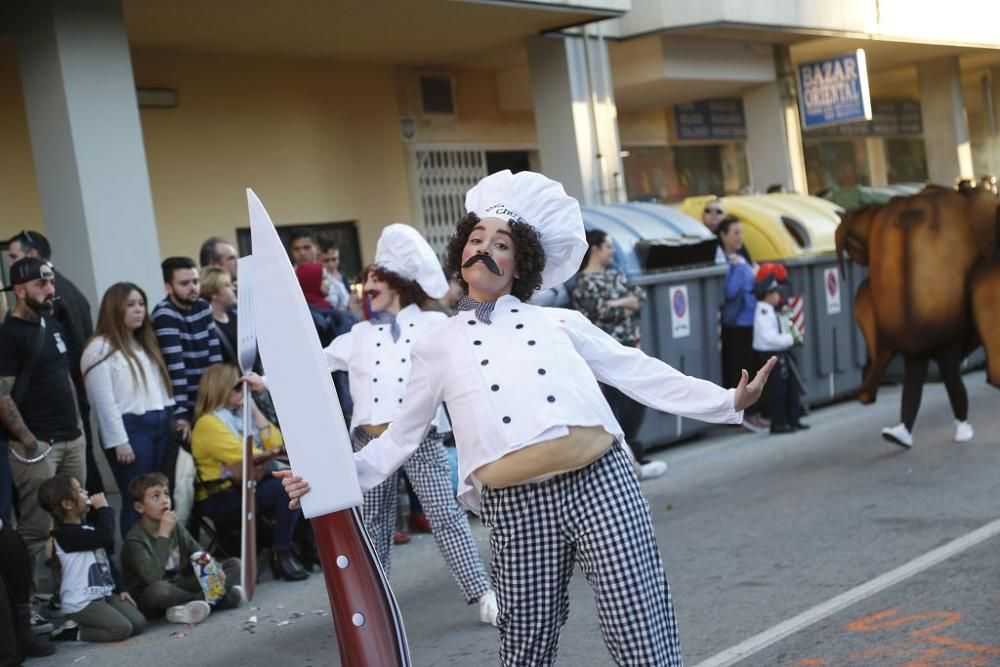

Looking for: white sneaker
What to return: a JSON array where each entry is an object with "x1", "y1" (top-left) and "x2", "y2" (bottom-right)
[
  {"x1": 166, "y1": 600, "x2": 211, "y2": 625},
  {"x1": 477, "y1": 590, "x2": 498, "y2": 627},
  {"x1": 954, "y1": 420, "x2": 974, "y2": 443},
  {"x1": 639, "y1": 460, "x2": 669, "y2": 481},
  {"x1": 881, "y1": 423, "x2": 913, "y2": 449}
]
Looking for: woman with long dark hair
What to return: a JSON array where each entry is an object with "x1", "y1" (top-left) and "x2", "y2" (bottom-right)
[{"x1": 82, "y1": 282, "x2": 174, "y2": 535}]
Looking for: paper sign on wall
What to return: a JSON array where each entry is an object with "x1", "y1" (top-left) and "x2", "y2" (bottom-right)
[
  {"x1": 824, "y1": 268, "x2": 841, "y2": 315},
  {"x1": 670, "y1": 285, "x2": 691, "y2": 338}
]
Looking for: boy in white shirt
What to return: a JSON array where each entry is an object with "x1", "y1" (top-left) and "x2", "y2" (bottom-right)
[
  {"x1": 752, "y1": 275, "x2": 807, "y2": 434},
  {"x1": 282, "y1": 170, "x2": 775, "y2": 666}
]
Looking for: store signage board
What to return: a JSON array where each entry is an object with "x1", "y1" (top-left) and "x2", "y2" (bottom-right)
[
  {"x1": 674, "y1": 99, "x2": 747, "y2": 141},
  {"x1": 804, "y1": 100, "x2": 922, "y2": 138},
  {"x1": 797, "y1": 50, "x2": 873, "y2": 130}
]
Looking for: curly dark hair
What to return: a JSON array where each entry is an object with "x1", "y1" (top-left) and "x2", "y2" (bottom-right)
[
  {"x1": 444, "y1": 212, "x2": 545, "y2": 302},
  {"x1": 361, "y1": 264, "x2": 430, "y2": 308}
]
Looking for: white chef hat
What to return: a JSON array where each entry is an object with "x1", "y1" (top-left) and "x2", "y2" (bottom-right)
[
  {"x1": 373, "y1": 224, "x2": 449, "y2": 299},
  {"x1": 464, "y1": 170, "x2": 587, "y2": 291}
]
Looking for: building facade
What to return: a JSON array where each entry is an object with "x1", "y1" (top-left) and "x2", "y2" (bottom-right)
[{"x1": 2, "y1": 0, "x2": 999, "y2": 308}]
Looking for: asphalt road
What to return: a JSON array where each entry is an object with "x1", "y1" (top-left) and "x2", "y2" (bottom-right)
[{"x1": 30, "y1": 372, "x2": 1000, "y2": 666}]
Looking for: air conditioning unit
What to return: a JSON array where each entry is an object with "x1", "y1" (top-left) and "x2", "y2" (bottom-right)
[{"x1": 419, "y1": 74, "x2": 456, "y2": 117}]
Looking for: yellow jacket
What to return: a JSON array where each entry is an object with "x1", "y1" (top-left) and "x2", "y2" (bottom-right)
[{"x1": 191, "y1": 414, "x2": 283, "y2": 501}]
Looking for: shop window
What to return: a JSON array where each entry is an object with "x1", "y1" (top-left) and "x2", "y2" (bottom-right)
[
  {"x1": 886, "y1": 139, "x2": 928, "y2": 184},
  {"x1": 236, "y1": 221, "x2": 362, "y2": 283},
  {"x1": 804, "y1": 140, "x2": 870, "y2": 195},
  {"x1": 622, "y1": 143, "x2": 748, "y2": 203}
]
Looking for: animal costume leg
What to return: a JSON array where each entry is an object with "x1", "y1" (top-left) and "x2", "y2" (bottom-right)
[
  {"x1": 403, "y1": 434, "x2": 491, "y2": 603},
  {"x1": 971, "y1": 261, "x2": 1000, "y2": 388},
  {"x1": 854, "y1": 279, "x2": 894, "y2": 405}
]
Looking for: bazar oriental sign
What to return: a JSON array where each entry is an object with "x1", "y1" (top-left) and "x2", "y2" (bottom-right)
[{"x1": 797, "y1": 50, "x2": 873, "y2": 130}]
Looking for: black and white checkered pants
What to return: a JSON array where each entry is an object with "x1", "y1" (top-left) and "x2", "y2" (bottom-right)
[
  {"x1": 352, "y1": 428, "x2": 491, "y2": 603},
  {"x1": 480, "y1": 442, "x2": 682, "y2": 666}
]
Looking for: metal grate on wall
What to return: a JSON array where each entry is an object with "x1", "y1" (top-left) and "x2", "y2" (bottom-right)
[{"x1": 415, "y1": 149, "x2": 487, "y2": 259}]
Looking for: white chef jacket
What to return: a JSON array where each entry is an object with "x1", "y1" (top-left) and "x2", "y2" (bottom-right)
[
  {"x1": 752, "y1": 301, "x2": 794, "y2": 352},
  {"x1": 323, "y1": 304, "x2": 451, "y2": 434},
  {"x1": 354, "y1": 294, "x2": 743, "y2": 511}
]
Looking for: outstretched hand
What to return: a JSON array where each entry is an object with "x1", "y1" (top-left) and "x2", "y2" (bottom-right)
[
  {"x1": 273, "y1": 469, "x2": 310, "y2": 511},
  {"x1": 734, "y1": 356, "x2": 777, "y2": 412}
]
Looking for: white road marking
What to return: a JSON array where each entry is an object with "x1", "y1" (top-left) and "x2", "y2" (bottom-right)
[{"x1": 693, "y1": 516, "x2": 1000, "y2": 667}]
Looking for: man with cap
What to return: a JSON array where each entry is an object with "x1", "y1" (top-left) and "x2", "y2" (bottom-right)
[
  {"x1": 7, "y1": 230, "x2": 99, "y2": 495},
  {"x1": 317, "y1": 223, "x2": 497, "y2": 626},
  {"x1": 0, "y1": 258, "x2": 86, "y2": 584},
  {"x1": 281, "y1": 171, "x2": 775, "y2": 665}
]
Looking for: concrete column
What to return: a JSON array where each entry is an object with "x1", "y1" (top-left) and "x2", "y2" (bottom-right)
[
  {"x1": 13, "y1": 0, "x2": 162, "y2": 312},
  {"x1": 527, "y1": 31, "x2": 624, "y2": 205},
  {"x1": 865, "y1": 137, "x2": 888, "y2": 186},
  {"x1": 985, "y1": 67, "x2": 1000, "y2": 177},
  {"x1": 918, "y1": 57, "x2": 974, "y2": 185},
  {"x1": 742, "y1": 47, "x2": 808, "y2": 194}
]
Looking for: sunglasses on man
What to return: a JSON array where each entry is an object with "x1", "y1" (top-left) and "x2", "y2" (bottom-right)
[{"x1": 704, "y1": 207, "x2": 724, "y2": 215}]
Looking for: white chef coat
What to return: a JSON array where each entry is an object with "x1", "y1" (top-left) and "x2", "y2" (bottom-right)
[
  {"x1": 323, "y1": 304, "x2": 451, "y2": 434},
  {"x1": 354, "y1": 294, "x2": 742, "y2": 511}
]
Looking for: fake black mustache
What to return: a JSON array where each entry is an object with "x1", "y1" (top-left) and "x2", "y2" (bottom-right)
[{"x1": 462, "y1": 254, "x2": 504, "y2": 276}]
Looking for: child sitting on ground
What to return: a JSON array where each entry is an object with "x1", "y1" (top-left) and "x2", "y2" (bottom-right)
[
  {"x1": 752, "y1": 273, "x2": 808, "y2": 434},
  {"x1": 38, "y1": 475, "x2": 146, "y2": 643},
  {"x1": 121, "y1": 473, "x2": 242, "y2": 624}
]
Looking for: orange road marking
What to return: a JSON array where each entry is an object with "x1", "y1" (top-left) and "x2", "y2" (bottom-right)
[{"x1": 845, "y1": 609, "x2": 962, "y2": 636}]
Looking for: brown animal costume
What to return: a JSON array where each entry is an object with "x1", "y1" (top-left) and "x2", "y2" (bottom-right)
[{"x1": 836, "y1": 187, "x2": 1000, "y2": 447}]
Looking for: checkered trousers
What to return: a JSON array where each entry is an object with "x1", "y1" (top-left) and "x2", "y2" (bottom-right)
[
  {"x1": 351, "y1": 428, "x2": 491, "y2": 603},
  {"x1": 480, "y1": 442, "x2": 682, "y2": 666}
]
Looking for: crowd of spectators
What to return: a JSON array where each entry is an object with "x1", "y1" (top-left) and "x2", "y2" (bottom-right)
[{"x1": 0, "y1": 228, "x2": 361, "y2": 663}]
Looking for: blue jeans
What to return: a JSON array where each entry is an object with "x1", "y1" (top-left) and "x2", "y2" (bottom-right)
[
  {"x1": 199, "y1": 475, "x2": 299, "y2": 552},
  {"x1": 108, "y1": 410, "x2": 171, "y2": 537}
]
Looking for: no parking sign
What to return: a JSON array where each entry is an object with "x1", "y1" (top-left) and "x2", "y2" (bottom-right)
[
  {"x1": 670, "y1": 285, "x2": 690, "y2": 338},
  {"x1": 824, "y1": 268, "x2": 841, "y2": 315}
]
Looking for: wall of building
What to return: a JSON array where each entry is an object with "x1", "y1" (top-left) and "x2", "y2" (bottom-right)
[
  {"x1": 0, "y1": 45, "x2": 415, "y2": 270},
  {"x1": 0, "y1": 42, "x2": 45, "y2": 243},
  {"x1": 608, "y1": 0, "x2": 1000, "y2": 48},
  {"x1": 133, "y1": 51, "x2": 412, "y2": 264},
  {"x1": 394, "y1": 65, "x2": 537, "y2": 146}
]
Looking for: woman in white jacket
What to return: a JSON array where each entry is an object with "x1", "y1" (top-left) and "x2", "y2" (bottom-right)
[{"x1": 81, "y1": 283, "x2": 174, "y2": 535}]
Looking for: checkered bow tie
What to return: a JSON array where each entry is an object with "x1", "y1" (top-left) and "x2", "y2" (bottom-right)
[{"x1": 456, "y1": 296, "x2": 497, "y2": 325}]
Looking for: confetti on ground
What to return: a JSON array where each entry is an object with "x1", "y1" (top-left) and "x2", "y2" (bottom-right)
[
  {"x1": 248, "y1": 615, "x2": 257, "y2": 623},
  {"x1": 73, "y1": 657, "x2": 87, "y2": 663},
  {"x1": 277, "y1": 620, "x2": 293, "y2": 626},
  {"x1": 170, "y1": 632, "x2": 188, "y2": 639},
  {"x1": 312, "y1": 610, "x2": 327, "y2": 616}
]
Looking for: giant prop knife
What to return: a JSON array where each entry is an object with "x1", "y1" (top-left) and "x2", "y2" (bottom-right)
[
  {"x1": 247, "y1": 189, "x2": 411, "y2": 666},
  {"x1": 237, "y1": 255, "x2": 258, "y2": 601}
]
